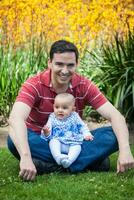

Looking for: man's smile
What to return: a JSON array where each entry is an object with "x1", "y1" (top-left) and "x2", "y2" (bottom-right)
[{"x1": 58, "y1": 73, "x2": 70, "y2": 81}]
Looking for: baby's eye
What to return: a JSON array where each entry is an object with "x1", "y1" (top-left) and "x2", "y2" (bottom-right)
[{"x1": 63, "y1": 106, "x2": 68, "y2": 109}]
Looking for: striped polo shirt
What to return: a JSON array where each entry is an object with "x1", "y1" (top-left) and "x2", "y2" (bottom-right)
[{"x1": 16, "y1": 69, "x2": 107, "y2": 133}]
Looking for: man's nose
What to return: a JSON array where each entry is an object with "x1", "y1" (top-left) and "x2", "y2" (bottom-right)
[{"x1": 61, "y1": 66, "x2": 69, "y2": 74}]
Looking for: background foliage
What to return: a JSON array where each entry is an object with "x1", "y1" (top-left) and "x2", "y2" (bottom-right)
[
  {"x1": 0, "y1": 39, "x2": 48, "y2": 122},
  {"x1": 0, "y1": 0, "x2": 134, "y2": 123},
  {"x1": 84, "y1": 27, "x2": 134, "y2": 122},
  {"x1": 0, "y1": 0, "x2": 133, "y2": 52}
]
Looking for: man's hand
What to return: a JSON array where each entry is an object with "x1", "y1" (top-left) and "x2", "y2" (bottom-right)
[
  {"x1": 19, "y1": 156, "x2": 37, "y2": 181},
  {"x1": 117, "y1": 149, "x2": 134, "y2": 173}
]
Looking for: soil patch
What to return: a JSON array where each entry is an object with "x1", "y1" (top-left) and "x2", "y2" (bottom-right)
[{"x1": 0, "y1": 126, "x2": 8, "y2": 148}]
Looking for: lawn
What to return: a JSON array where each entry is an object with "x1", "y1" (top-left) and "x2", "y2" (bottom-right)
[{"x1": 0, "y1": 147, "x2": 134, "y2": 200}]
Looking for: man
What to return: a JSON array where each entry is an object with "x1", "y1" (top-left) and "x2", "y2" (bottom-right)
[{"x1": 8, "y1": 40, "x2": 134, "y2": 181}]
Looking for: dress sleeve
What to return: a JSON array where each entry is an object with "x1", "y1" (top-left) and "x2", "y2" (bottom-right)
[{"x1": 75, "y1": 112, "x2": 92, "y2": 137}]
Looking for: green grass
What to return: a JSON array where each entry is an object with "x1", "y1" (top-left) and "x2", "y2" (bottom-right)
[{"x1": 0, "y1": 148, "x2": 134, "y2": 200}]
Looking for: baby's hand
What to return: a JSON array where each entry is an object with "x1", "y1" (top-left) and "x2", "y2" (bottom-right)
[
  {"x1": 84, "y1": 134, "x2": 94, "y2": 141},
  {"x1": 42, "y1": 125, "x2": 50, "y2": 136}
]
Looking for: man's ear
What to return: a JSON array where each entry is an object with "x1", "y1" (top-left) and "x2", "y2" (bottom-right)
[
  {"x1": 76, "y1": 60, "x2": 80, "y2": 68},
  {"x1": 48, "y1": 59, "x2": 52, "y2": 69}
]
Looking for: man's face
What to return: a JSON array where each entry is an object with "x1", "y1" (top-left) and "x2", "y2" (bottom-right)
[{"x1": 49, "y1": 52, "x2": 78, "y2": 87}]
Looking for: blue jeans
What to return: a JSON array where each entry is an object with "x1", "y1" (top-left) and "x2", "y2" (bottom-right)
[{"x1": 7, "y1": 126, "x2": 118, "y2": 173}]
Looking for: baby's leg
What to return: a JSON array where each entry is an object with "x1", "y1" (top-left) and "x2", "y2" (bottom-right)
[
  {"x1": 49, "y1": 139, "x2": 67, "y2": 165},
  {"x1": 61, "y1": 145, "x2": 81, "y2": 168}
]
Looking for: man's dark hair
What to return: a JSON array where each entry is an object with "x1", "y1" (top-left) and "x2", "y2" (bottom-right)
[{"x1": 50, "y1": 40, "x2": 79, "y2": 63}]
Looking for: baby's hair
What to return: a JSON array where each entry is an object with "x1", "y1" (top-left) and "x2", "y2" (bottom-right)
[{"x1": 55, "y1": 93, "x2": 75, "y2": 104}]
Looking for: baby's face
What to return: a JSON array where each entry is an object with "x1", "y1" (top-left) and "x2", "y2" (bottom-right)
[{"x1": 54, "y1": 98, "x2": 74, "y2": 120}]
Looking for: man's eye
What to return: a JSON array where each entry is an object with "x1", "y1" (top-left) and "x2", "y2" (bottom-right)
[
  {"x1": 55, "y1": 63, "x2": 64, "y2": 67},
  {"x1": 67, "y1": 64, "x2": 75, "y2": 68}
]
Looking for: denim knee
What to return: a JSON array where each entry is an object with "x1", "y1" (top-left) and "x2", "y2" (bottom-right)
[{"x1": 7, "y1": 136, "x2": 20, "y2": 159}]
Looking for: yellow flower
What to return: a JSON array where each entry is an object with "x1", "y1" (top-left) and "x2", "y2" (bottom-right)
[{"x1": 0, "y1": 0, "x2": 133, "y2": 52}]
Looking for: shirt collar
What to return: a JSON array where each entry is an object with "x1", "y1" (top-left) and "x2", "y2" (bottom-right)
[{"x1": 40, "y1": 68, "x2": 80, "y2": 88}]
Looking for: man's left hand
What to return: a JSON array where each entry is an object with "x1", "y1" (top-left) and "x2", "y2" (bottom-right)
[{"x1": 117, "y1": 150, "x2": 134, "y2": 173}]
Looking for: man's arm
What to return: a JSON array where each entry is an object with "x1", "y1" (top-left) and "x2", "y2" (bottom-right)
[
  {"x1": 96, "y1": 101, "x2": 134, "y2": 173},
  {"x1": 8, "y1": 102, "x2": 37, "y2": 181}
]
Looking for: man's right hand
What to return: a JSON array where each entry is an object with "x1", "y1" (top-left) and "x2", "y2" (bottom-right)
[{"x1": 19, "y1": 156, "x2": 37, "y2": 181}]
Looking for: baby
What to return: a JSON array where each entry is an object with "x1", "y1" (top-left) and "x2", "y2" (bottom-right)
[{"x1": 41, "y1": 93, "x2": 93, "y2": 168}]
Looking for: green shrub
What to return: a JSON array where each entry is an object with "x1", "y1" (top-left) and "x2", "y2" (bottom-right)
[
  {"x1": 78, "y1": 50, "x2": 106, "y2": 119},
  {"x1": 87, "y1": 27, "x2": 134, "y2": 122},
  {"x1": 0, "y1": 38, "x2": 48, "y2": 123}
]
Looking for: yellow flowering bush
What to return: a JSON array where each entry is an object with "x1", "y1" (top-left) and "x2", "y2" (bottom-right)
[{"x1": 0, "y1": 0, "x2": 133, "y2": 52}]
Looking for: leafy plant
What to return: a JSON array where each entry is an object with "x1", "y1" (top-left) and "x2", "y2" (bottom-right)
[
  {"x1": 87, "y1": 27, "x2": 134, "y2": 122},
  {"x1": 0, "y1": 37, "x2": 48, "y2": 124},
  {"x1": 78, "y1": 46, "x2": 106, "y2": 120}
]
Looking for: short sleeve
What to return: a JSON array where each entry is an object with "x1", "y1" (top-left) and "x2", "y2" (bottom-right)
[
  {"x1": 83, "y1": 79, "x2": 107, "y2": 109},
  {"x1": 16, "y1": 76, "x2": 40, "y2": 108}
]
